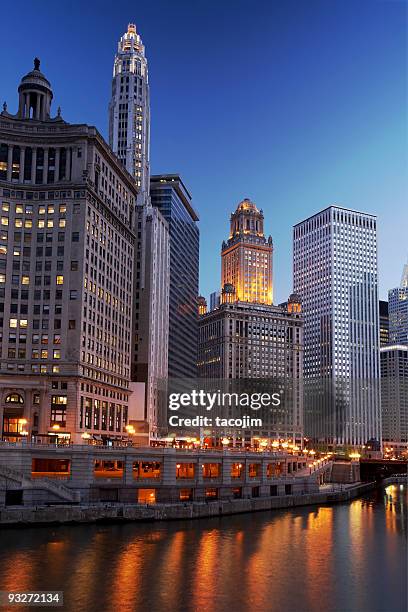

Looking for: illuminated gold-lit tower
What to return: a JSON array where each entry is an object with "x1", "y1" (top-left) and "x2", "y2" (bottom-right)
[{"x1": 221, "y1": 198, "x2": 273, "y2": 304}]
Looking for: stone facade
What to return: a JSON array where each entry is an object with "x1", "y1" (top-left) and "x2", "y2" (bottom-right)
[{"x1": 0, "y1": 61, "x2": 138, "y2": 444}]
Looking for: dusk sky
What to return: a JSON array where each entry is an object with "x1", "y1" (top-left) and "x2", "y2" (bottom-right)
[{"x1": 2, "y1": 0, "x2": 406, "y2": 302}]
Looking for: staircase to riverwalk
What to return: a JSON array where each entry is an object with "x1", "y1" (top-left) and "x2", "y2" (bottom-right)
[{"x1": 0, "y1": 463, "x2": 79, "y2": 503}]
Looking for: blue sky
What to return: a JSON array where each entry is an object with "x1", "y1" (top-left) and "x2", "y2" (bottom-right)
[{"x1": 2, "y1": 0, "x2": 407, "y2": 301}]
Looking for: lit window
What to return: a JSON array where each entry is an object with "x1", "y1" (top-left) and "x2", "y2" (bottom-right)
[
  {"x1": 22, "y1": 276, "x2": 30, "y2": 285},
  {"x1": 0, "y1": 245, "x2": 6, "y2": 255},
  {"x1": 40, "y1": 365, "x2": 47, "y2": 374},
  {"x1": 24, "y1": 220, "x2": 33, "y2": 228},
  {"x1": 0, "y1": 274, "x2": 6, "y2": 283},
  {"x1": 2, "y1": 203, "x2": 10, "y2": 212},
  {"x1": 20, "y1": 319, "x2": 28, "y2": 328},
  {"x1": 39, "y1": 206, "x2": 46, "y2": 215},
  {"x1": 37, "y1": 220, "x2": 45, "y2": 228},
  {"x1": 41, "y1": 349, "x2": 48, "y2": 359},
  {"x1": 59, "y1": 219, "x2": 66, "y2": 228},
  {"x1": 53, "y1": 350, "x2": 61, "y2": 359},
  {"x1": 9, "y1": 319, "x2": 18, "y2": 328},
  {"x1": 15, "y1": 219, "x2": 23, "y2": 228},
  {"x1": 48, "y1": 205, "x2": 54, "y2": 214},
  {"x1": 1, "y1": 218, "x2": 9, "y2": 226},
  {"x1": 59, "y1": 205, "x2": 67, "y2": 214},
  {"x1": 52, "y1": 366, "x2": 60, "y2": 373},
  {"x1": 56, "y1": 275, "x2": 64, "y2": 285},
  {"x1": 47, "y1": 220, "x2": 54, "y2": 228}
]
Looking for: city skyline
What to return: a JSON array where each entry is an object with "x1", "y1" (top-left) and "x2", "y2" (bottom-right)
[{"x1": 1, "y1": 0, "x2": 406, "y2": 303}]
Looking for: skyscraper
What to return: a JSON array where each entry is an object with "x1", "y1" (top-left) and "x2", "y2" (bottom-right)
[
  {"x1": 0, "y1": 60, "x2": 137, "y2": 444},
  {"x1": 389, "y1": 261, "x2": 408, "y2": 346},
  {"x1": 380, "y1": 345, "x2": 408, "y2": 453},
  {"x1": 221, "y1": 199, "x2": 273, "y2": 305},
  {"x1": 198, "y1": 200, "x2": 304, "y2": 445},
  {"x1": 150, "y1": 175, "x2": 199, "y2": 380},
  {"x1": 109, "y1": 25, "x2": 170, "y2": 436},
  {"x1": 209, "y1": 291, "x2": 220, "y2": 311},
  {"x1": 109, "y1": 23, "x2": 150, "y2": 204},
  {"x1": 293, "y1": 206, "x2": 381, "y2": 447}
]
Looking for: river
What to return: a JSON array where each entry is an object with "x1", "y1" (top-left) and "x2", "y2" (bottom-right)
[{"x1": 0, "y1": 484, "x2": 406, "y2": 612}]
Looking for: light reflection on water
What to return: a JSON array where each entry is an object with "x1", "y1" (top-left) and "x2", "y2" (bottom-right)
[{"x1": 0, "y1": 485, "x2": 406, "y2": 612}]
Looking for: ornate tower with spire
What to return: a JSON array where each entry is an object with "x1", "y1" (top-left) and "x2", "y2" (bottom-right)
[
  {"x1": 109, "y1": 24, "x2": 150, "y2": 204},
  {"x1": 221, "y1": 198, "x2": 273, "y2": 304}
]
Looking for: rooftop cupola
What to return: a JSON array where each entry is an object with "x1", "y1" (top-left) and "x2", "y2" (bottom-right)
[{"x1": 17, "y1": 58, "x2": 53, "y2": 121}]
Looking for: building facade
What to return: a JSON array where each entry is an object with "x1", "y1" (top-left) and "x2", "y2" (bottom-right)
[
  {"x1": 0, "y1": 60, "x2": 137, "y2": 444},
  {"x1": 293, "y1": 206, "x2": 381, "y2": 447},
  {"x1": 150, "y1": 175, "x2": 199, "y2": 380},
  {"x1": 389, "y1": 262, "x2": 408, "y2": 347},
  {"x1": 380, "y1": 345, "x2": 408, "y2": 452},
  {"x1": 210, "y1": 291, "x2": 220, "y2": 311},
  {"x1": 108, "y1": 26, "x2": 171, "y2": 437},
  {"x1": 108, "y1": 23, "x2": 150, "y2": 203},
  {"x1": 198, "y1": 201, "x2": 303, "y2": 445},
  {"x1": 221, "y1": 199, "x2": 273, "y2": 305},
  {"x1": 379, "y1": 300, "x2": 389, "y2": 348},
  {"x1": 132, "y1": 205, "x2": 169, "y2": 435},
  {"x1": 198, "y1": 300, "x2": 304, "y2": 444}
]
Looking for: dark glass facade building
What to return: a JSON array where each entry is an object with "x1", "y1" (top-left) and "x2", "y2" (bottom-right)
[{"x1": 150, "y1": 175, "x2": 199, "y2": 379}]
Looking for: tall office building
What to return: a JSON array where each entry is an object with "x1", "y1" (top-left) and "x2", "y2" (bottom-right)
[
  {"x1": 150, "y1": 175, "x2": 199, "y2": 379},
  {"x1": 198, "y1": 202, "x2": 304, "y2": 445},
  {"x1": 221, "y1": 199, "x2": 273, "y2": 305},
  {"x1": 0, "y1": 60, "x2": 137, "y2": 444},
  {"x1": 108, "y1": 23, "x2": 150, "y2": 203},
  {"x1": 133, "y1": 206, "x2": 169, "y2": 435},
  {"x1": 379, "y1": 300, "x2": 389, "y2": 347},
  {"x1": 293, "y1": 206, "x2": 381, "y2": 447},
  {"x1": 109, "y1": 25, "x2": 170, "y2": 436},
  {"x1": 380, "y1": 345, "x2": 408, "y2": 452},
  {"x1": 209, "y1": 291, "x2": 220, "y2": 311},
  {"x1": 389, "y1": 262, "x2": 408, "y2": 346}
]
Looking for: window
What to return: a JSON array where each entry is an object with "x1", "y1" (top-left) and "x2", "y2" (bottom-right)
[
  {"x1": 50, "y1": 395, "x2": 67, "y2": 426},
  {"x1": 249, "y1": 463, "x2": 261, "y2": 478},
  {"x1": 5, "y1": 393, "x2": 24, "y2": 404},
  {"x1": 32, "y1": 458, "x2": 70, "y2": 477},
  {"x1": 53, "y1": 350, "x2": 61, "y2": 359},
  {"x1": 69, "y1": 320, "x2": 76, "y2": 330},
  {"x1": 70, "y1": 261, "x2": 78, "y2": 271},
  {"x1": 231, "y1": 463, "x2": 243, "y2": 478},
  {"x1": 94, "y1": 460, "x2": 124, "y2": 478},
  {"x1": 133, "y1": 462, "x2": 161, "y2": 479},
  {"x1": 22, "y1": 275, "x2": 29, "y2": 285},
  {"x1": 56, "y1": 275, "x2": 64, "y2": 285},
  {"x1": 202, "y1": 463, "x2": 221, "y2": 478},
  {"x1": 176, "y1": 463, "x2": 195, "y2": 479},
  {"x1": 72, "y1": 232, "x2": 79, "y2": 242},
  {"x1": 69, "y1": 290, "x2": 77, "y2": 300}
]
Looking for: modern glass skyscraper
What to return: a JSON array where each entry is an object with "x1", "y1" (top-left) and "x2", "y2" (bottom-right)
[
  {"x1": 109, "y1": 23, "x2": 150, "y2": 204},
  {"x1": 150, "y1": 175, "x2": 199, "y2": 379},
  {"x1": 389, "y1": 262, "x2": 408, "y2": 346},
  {"x1": 293, "y1": 206, "x2": 381, "y2": 447}
]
